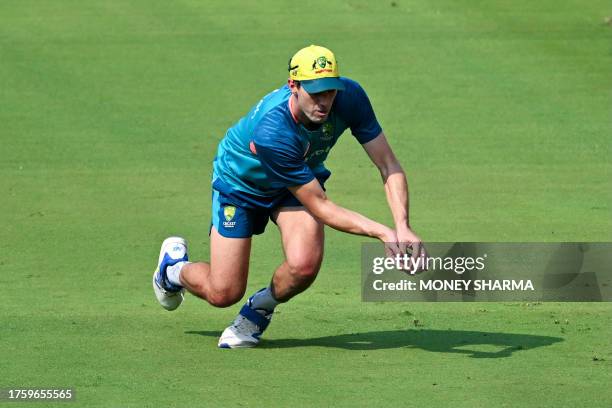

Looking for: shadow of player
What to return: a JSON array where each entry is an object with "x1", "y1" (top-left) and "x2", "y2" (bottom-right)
[{"x1": 185, "y1": 329, "x2": 562, "y2": 358}]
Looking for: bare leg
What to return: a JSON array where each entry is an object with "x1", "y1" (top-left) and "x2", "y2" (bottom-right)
[
  {"x1": 270, "y1": 207, "x2": 324, "y2": 302},
  {"x1": 179, "y1": 227, "x2": 251, "y2": 308},
  {"x1": 215, "y1": 208, "x2": 324, "y2": 348}
]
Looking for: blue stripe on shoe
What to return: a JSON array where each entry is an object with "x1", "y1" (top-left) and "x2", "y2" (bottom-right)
[
  {"x1": 239, "y1": 304, "x2": 270, "y2": 331},
  {"x1": 159, "y1": 253, "x2": 187, "y2": 292}
]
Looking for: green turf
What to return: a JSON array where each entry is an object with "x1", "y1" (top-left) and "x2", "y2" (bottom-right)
[{"x1": 1, "y1": 0, "x2": 610, "y2": 407}]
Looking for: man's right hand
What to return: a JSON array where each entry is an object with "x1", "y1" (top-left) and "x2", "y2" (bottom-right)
[{"x1": 379, "y1": 227, "x2": 402, "y2": 257}]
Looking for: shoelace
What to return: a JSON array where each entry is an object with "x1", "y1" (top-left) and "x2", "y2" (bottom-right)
[{"x1": 232, "y1": 315, "x2": 260, "y2": 334}]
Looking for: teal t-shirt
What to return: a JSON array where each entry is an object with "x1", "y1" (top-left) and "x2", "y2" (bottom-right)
[{"x1": 212, "y1": 77, "x2": 382, "y2": 209}]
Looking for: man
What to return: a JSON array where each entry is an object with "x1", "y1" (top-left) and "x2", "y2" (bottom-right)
[{"x1": 153, "y1": 45, "x2": 425, "y2": 348}]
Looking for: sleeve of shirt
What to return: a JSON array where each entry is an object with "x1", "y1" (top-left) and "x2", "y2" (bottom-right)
[
  {"x1": 336, "y1": 78, "x2": 383, "y2": 144},
  {"x1": 253, "y1": 121, "x2": 315, "y2": 188}
]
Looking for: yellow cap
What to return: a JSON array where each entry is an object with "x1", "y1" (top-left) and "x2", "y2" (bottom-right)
[{"x1": 288, "y1": 45, "x2": 345, "y2": 93}]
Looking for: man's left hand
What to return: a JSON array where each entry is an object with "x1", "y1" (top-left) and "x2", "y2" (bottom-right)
[{"x1": 396, "y1": 226, "x2": 427, "y2": 274}]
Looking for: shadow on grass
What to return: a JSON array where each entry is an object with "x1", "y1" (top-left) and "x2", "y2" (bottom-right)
[{"x1": 185, "y1": 329, "x2": 563, "y2": 358}]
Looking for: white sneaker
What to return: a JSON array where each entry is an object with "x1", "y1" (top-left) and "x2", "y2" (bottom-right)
[
  {"x1": 152, "y1": 237, "x2": 188, "y2": 311},
  {"x1": 218, "y1": 301, "x2": 273, "y2": 349}
]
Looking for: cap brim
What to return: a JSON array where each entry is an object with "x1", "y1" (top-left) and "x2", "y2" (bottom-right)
[{"x1": 301, "y1": 77, "x2": 345, "y2": 94}]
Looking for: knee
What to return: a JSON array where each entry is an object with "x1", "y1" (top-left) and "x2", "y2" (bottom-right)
[
  {"x1": 287, "y1": 254, "x2": 322, "y2": 281},
  {"x1": 207, "y1": 286, "x2": 245, "y2": 308}
]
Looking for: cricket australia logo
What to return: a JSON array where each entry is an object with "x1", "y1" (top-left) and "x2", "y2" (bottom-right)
[
  {"x1": 321, "y1": 122, "x2": 334, "y2": 141},
  {"x1": 223, "y1": 205, "x2": 236, "y2": 228},
  {"x1": 312, "y1": 56, "x2": 333, "y2": 71}
]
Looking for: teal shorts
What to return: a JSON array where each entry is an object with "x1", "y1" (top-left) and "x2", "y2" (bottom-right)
[
  {"x1": 211, "y1": 189, "x2": 302, "y2": 238},
  {"x1": 210, "y1": 175, "x2": 329, "y2": 239}
]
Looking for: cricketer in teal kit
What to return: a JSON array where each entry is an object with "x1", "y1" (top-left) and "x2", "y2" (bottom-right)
[
  {"x1": 211, "y1": 77, "x2": 382, "y2": 238},
  {"x1": 153, "y1": 45, "x2": 426, "y2": 349}
]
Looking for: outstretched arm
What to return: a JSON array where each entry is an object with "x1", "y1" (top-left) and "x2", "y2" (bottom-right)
[
  {"x1": 288, "y1": 180, "x2": 401, "y2": 254},
  {"x1": 361, "y1": 132, "x2": 426, "y2": 269}
]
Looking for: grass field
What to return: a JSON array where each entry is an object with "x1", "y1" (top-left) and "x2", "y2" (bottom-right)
[{"x1": 1, "y1": 1, "x2": 611, "y2": 407}]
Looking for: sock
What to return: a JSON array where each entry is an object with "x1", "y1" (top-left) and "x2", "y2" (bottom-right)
[
  {"x1": 249, "y1": 286, "x2": 281, "y2": 313},
  {"x1": 166, "y1": 261, "x2": 188, "y2": 287}
]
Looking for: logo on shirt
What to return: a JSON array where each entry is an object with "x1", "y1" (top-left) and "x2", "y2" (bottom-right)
[
  {"x1": 223, "y1": 206, "x2": 237, "y2": 228},
  {"x1": 321, "y1": 122, "x2": 334, "y2": 141},
  {"x1": 307, "y1": 145, "x2": 332, "y2": 161}
]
